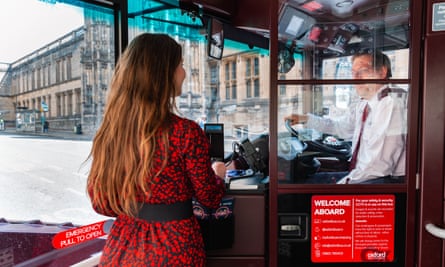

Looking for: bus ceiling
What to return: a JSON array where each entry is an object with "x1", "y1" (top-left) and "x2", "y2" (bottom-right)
[{"x1": 179, "y1": 0, "x2": 410, "y2": 57}]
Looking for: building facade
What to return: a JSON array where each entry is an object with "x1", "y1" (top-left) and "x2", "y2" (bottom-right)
[
  {"x1": 0, "y1": 16, "x2": 114, "y2": 134},
  {"x1": 0, "y1": 9, "x2": 409, "y2": 138}
]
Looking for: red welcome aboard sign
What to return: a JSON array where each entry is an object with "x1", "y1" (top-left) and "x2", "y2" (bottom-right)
[
  {"x1": 311, "y1": 195, "x2": 395, "y2": 263},
  {"x1": 52, "y1": 219, "x2": 113, "y2": 249}
]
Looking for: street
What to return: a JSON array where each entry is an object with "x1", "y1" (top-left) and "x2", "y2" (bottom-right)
[{"x1": 0, "y1": 133, "x2": 110, "y2": 226}]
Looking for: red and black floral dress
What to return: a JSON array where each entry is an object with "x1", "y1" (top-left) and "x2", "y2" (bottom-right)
[{"x1": 91, "y1": 115, "x2": 226, "y2": 266}]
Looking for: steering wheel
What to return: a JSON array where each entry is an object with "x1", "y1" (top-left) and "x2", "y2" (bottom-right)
[
  {"x1": 307, "y1": 137, "x2": 352, "y2": 160},
  {"x1": 284, "y1": 119, "x2": 301, "y2": 138},
  {"x1": 279, "y1": 120, "x2": 307, "y2": 157},
  {"x1": 284, "y1": 119, "x2": 352, "y2": 160}
]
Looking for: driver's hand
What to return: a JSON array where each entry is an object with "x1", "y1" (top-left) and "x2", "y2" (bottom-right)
[
  {"x1": 336, "y1": 177, "x2": 350, "y2": 184},
  {"x1": 284, "y1": 114, "x2": 308, "y2": 125}
]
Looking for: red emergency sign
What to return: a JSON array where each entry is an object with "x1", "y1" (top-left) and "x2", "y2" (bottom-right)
[{"x1": 52, "y1": 219, "x2": 113, "y2": 249}]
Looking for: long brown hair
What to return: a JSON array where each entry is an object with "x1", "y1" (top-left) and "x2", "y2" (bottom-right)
[{"x1": 87, "y1": 33, "x2": 182, "y2": 216}]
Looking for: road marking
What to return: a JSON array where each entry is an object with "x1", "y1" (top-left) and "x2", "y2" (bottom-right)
[
  {"x1": 66, "y1": 187, "x2": 85, "y2": 197},
  {"x1": 73, "y1": 172, "x2": 88, "y2": 178},
  {"x1": 48, "y1": 165, "x2": 64, "y2": 171},
  {"x1": 39, "y1": 176, "x2": 55, "y2": 184}
]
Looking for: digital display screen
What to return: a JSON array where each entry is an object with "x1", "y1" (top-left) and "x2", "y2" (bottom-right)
[
  {"x1": 204, "y1": 124, "x2": 223, "y2": 132},
  {"x1": 204, "y1": 123, "x2": 224, "y2": 161},
  {"x1": 285, "y1": 16, "x2": 304, "y2": 36},
  {"x1": 279, "y1": 5, "x2": 315, "y2": 39}
]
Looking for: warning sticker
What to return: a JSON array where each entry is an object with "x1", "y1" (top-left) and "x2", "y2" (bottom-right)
[
  {"x1": 311, "y1": 195, "x2": 395, "y2": 263},
  {"x1": 52, "y1": 219, "x2": 113, "y2": 249}
]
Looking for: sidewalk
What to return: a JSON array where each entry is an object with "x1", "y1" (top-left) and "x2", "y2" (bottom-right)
[{"x1": 0, "y1": 128, "x2": 94, "y2": 141}]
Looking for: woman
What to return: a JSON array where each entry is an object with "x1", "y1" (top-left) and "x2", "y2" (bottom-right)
[{"x1": 87, "y1": 33, "x2": 226, "y2": 266}]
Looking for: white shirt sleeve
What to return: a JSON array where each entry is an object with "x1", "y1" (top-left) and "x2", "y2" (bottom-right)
[
  {"x1": 305, "y1": 109, "x2": 356, "y2": 140},
  {"x1": 337, "y1": 95, "x2": 407, "y2": 184}
]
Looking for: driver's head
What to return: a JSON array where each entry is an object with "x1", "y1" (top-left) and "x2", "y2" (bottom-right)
[{"x1": 351, "y1": 50, "x2": 392, "y2": 100}]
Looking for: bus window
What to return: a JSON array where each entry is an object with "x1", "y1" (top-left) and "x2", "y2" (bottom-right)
[
  {"x1": 128, "y1": 0, "x2": 271, "y2": 158},
  {"x1": 0, "y1": 0, "x2": 116, "y2": 265},
  {"x1": 0, "y1": 0, "x2": 115, "y2": 225}
]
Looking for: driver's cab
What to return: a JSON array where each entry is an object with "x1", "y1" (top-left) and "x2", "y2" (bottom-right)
[
  {"x1": 192, "y1": 1, "x2": 413, "y2": 265},
  {"x1": 200, "y1": 0, "x2": 410, "y2": 186}
]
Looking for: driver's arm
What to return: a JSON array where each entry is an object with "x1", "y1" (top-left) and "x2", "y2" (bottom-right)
[
  {"x1": 284, "y1": 114, "x2": 308, "y2": 125},
  {"x1": 305, "y1": 113, "x2": 354, "y2": 140},
  {"x1": 285, "y1": 113, "x2": 354, "y2": 140}
]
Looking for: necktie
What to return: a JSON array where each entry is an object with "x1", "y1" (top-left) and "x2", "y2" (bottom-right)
[{"x1": 349, "y1": 104, "x2": 369, "y2": 171}]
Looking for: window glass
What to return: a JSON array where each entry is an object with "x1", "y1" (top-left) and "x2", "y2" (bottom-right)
[
  {"x1": 276, "y1": 0, "x2": 410, "y2": 185},
  {"x1": 277, "y1": 0, "x2": 410, "y2": 80},
  {"x1": 1, "y1": 0, "x2": 114, "y2": 226},
  {"x1": 0, "y1": 1, "x2": 115, "y2": 265},
  {"x1": 128, "y1": 0, "x2": 270, "y2": 157},
  {"x1": 278, "y1": 77, "x2": 409, "y2": 185}
]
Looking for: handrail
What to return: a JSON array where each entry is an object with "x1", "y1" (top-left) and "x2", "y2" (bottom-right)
[
  {"x1": 425, "y1": 223, "x2": 445, "y2": 240},
  {"x1": 14, "y1": 238, "x2": 104, "y2": 267},
  {"x1": 70, "y1": 252, "x2": 102, "y2": 267}
]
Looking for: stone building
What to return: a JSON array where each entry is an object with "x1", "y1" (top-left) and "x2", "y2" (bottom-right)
[
  {"x1": 0, "y1": 18, "x2": 114, "y2": 134},
  {"x1": 0, "y1": 8, "x2": 408, "y2": 137}
]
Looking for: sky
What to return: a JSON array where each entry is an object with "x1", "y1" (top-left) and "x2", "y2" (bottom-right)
[{"x1": 0, "y1": 0, "x2": 84, "y2": 64}]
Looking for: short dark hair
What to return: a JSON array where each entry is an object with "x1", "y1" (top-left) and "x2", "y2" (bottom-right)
[{"x1": 352, "y1": 50, "x2": 392, "y2": 78}]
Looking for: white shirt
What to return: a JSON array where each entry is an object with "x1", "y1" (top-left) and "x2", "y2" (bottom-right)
[{"x1": 306, "y1": 86, "x2": 407, "y2": 184}]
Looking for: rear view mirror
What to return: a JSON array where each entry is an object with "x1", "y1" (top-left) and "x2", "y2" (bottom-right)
[
  {"x1": 278, "y1": 43, "x2": 295, "y2": 73},
  {"x1": 207, "y1": 18, "x2": 224, "y2": 59}
]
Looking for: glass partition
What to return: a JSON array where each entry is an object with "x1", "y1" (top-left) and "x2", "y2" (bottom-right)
[
  {"x1": 278, "y1": 82, "x2": 409, "y2": 185},
  {"x1": 277, "y1": 50, "x2": 409, "y2": 185},
  {"x1": 276, "y1": 0, "x2": 411, "y2": 185},
  {"x1": 276, "y1": 1, "x2": 410, "y2": 80}
]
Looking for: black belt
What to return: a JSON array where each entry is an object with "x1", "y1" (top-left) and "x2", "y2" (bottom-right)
[
  {"x1": 385, "y1": 175, "x2": 405, "y2": 183},
  {"x1": 137, "y1": 200, "x2": 193, "y2": 222}
]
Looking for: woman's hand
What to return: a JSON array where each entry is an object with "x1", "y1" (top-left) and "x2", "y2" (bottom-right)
[{"x1": 212, "y1": 161, "x2": 227, "y2": 180}]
